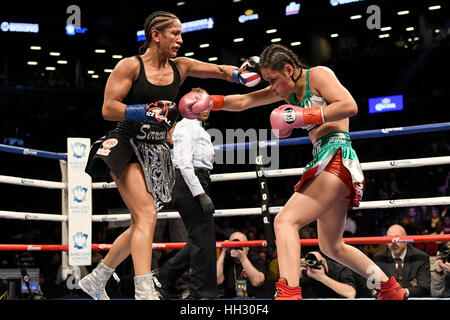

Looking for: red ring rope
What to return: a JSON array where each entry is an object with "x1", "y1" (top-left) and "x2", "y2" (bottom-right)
[{"x1": 0, "y1": 234, "x2": 449, "y2": 251}]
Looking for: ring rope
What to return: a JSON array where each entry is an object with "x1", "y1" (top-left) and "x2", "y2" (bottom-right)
[
  {"x1": 1, "y1": 234, "x2": 450, "y2": 251},
  {"x1": 1, "y1": 122, "x2": 449, "y2": 160},
  {"x1": 1, "y1": 196, "x2": 450, "y2": 222},
  {"x1": 1, "y1": 155, "x2": 448, "y2": 189}
]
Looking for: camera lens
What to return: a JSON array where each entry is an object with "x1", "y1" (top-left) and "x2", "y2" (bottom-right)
[
  {"x1": 305, "y1": 253, "x2": 318, "y2": 266},
  {"x1": 439, "y1": 246, "x2": 450, "y2": 262}
]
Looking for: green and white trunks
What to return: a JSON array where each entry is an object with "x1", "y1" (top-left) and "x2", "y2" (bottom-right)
[{"x1": 294, "y1": 131, "x2": 364, "y2": 209}]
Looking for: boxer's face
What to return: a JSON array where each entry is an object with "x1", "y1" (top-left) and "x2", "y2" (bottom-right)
[
  {"x1": 261, "y1": 65, "x2": 294, "y2": 99},
  {"x1": 153, "y1": 19, "x2": 183, "y2": 58}
]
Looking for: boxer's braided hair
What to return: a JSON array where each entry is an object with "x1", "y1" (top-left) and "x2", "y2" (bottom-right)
[
  {"x1": 260, "y1": 44, "x2": 309, "y2": 82},
  {"x1": 138, "y1": 11, "x2": 179, "y2": 54}
]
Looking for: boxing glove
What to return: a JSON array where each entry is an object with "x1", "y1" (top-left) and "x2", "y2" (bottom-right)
[
  {"x1": 178, "y1": 91, "x2": 213, "y2": 119},
  {"x1": 270, "y1": 104, "x2": 324, "y2": 138},
  {"x1": 125, "y1": 100, "x2": 178, "y2": 129},
  {"x1": 232, "y1": 56, "x2": 261, "y2": 87}
]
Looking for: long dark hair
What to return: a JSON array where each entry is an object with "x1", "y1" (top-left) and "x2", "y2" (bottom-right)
[
  {"x1": 259, "y1": 44, "x2": 309, "y2": 81},
  {"x1": 138, "y1": 11, "x2": 179, "y2": 54}
]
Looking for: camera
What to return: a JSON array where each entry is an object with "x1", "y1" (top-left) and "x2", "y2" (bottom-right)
[
  {"x1": 438, "y1": 245, "x2": 450, "y2": 263},
  {"x1": 226, "y1": 239, "x2": 243, "y2": 258},
  {"x1": 304, "y1": 252, "x2": 324, "y2": 270}
]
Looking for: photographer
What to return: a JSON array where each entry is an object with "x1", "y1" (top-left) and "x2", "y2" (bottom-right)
[
  {"x1": 431, "y1": 242, "x2": 450, "y2": 297},
  {"x1": 300, "y1": 251, "x2": 358, "y2": 299},
  {"x1": 217, "y1": 232, "x2": 268, "y2": 298}
]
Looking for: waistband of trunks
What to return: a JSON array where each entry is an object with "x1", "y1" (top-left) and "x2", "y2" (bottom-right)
[
  {"x1": 312, "y1": 131, "x2": 351, "y2": 157},
  {"x1": 114, "y1": 121, "x2": 167, "y2": 143}
]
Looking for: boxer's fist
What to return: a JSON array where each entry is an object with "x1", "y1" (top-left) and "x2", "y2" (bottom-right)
[
  {"x1": 270, "y1": 104, "x2": 325, "y2": 138},
  {"x1": 270, "y1": 105, "x2": 305, "y2": 138},
  {"x1": 179, "y1": 92, "x2": 212, "y2": 119},
  {"x1": 232, "y1": 56, "x2": 261, "y2": 87}
]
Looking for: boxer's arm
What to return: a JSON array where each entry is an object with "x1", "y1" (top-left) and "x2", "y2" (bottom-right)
[
  {"x1": 308, "y1": 66, "x2": 358, "y2": 121},
  {"x1": 174, "y1": 57, "x2": 236, "y2": 83},
  {"x1": 221, "y1": 86, "x2": 282, "y2": 112},
  {"x1": 102, "y1": 58, "x2": 139, "y2": 121}
]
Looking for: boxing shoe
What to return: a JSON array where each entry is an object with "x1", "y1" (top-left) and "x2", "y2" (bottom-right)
[
  {"x1": 79, "y1": 260, "x2": 115, "y2": 300},
  {"x1": 134, "y1": 272, "x2": 161, "y2": 300},
  {"x1": 376, "y1": 277, "x2": 408, "y2": 300},
  {"x1": 274, "y1": 278, "x2": 302, "y2": 300}
]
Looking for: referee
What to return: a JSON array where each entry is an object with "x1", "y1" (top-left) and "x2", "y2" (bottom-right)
[{"x1": 158, "y1": 88, "x2": 217, "y2": 299}]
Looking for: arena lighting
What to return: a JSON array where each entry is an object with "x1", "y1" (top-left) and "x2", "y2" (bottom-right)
[
  {"x1": 233, "y1": 37, "x2": 244, "y2": 42},
  {"x1": 30, "y1": 46, "x2": 41, "y2": 50},
  {"x1": 290, "y1": 41, "x2": 301, "y2": 46},
  {"x1": 271, "y1": 38, "x2": 282, "y2": 43},
  {"x1": 380, "y1": 26, "x2": 392, "y2": 31},
  {"x1": 285, "y1": 2, "x2": 300, "y2": 16},
  {"x1": 104, "y1": 69, "x2": 113, "y2": 73},
  {"x1": 184, "y1": 52, "x2": 194, "y2": 56},
  {"x1": 266, "y1": 29, "x2": 277, "y2": 33},
  {"x1": 95, "y1": 49, "x2": 106, "y2": 53},
  {"x1": 368, "y1": 95, "x2": 404, "y2": 114},
  {"x1": 350, "y1": 15, "x2": 362, "y2": 20},
  {"x1": 87, "y1": 70, "x2": 95, "y2": 74},
  {"x1": 45, "y1": 66, "x2": 55, "y2": 71},
  {"x1": 379, "y1": 33, "x2": 390, "y2": 38},
  {"x1": 330, "y1": 0, "x2": 365, "y2": 6},
  {"x1": 199, "y1": 43, "x2": 210, "y2": 48},
  {"x1": 0, "y1": 21, "x2": 39, "y2": 33},
  {"x1": 65, "y1": 24, "x2": 87, "y2": 36},
  {"x1": 27, "y1": 61, "x2": 38, "y2": 65},
  {"x1": 208, "y1": 57, "x2": 218, "y2": 61},
  {"x1": 397, "y1": 10, "x2": 410, "y2": 15},
  {"x1": 57, "y1": 60, "x2": 68, "y2": 64},
  {"x1": 137, "y1": 30, "x2": 145, "y2": 42},
  {"x1": 239, "y1": 9, "x2": 259, "y2": 23},
  {"x1": 330, "y1": 33, "x2": 339, "y2": 38},
  {"x1": 406, "y1": 27, "x2": 414, "y2": 31},
  {"x1": 49, "y1": 52, "x2": 60, "y2": 56},
  {"x1": 182, "y1": 17, "x2": 214, "y2": 33},
  {"x1": 112, "y1": 55, "x2": 123, "y2": 59},
  {"x1": 428, "y1": 5, "x2": 441, "y2": 10}
]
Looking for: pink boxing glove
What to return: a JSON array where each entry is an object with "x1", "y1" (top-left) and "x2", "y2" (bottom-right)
[
  {"x1": 179, "y1": 91, "x2": 213, "y2": 119},
  {"x1": 270, "y1": 104, "x2": 325, "y2": 138}
]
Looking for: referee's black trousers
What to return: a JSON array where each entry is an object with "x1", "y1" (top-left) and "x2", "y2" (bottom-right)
[{"x1": 158, "y1": 168, "x2": 217, "y2": 299}]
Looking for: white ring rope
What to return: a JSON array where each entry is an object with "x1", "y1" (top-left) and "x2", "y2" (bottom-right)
[
  {"x1": 2, "y1": 196, "x2": 450, "y2": 223},
  {"x1": 1, "y1": 156, "x2": 448, "y2": 189},
  {"x1": 0, "y1": 175, "x2": 66, "y2": 189}
]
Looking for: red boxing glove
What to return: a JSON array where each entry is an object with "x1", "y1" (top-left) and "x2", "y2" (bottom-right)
[
  {"x1": 270, "y1": 105, "x2": 324, "y2": 138},
  {"x1": 179, "y1": 92, "x2": 212, "y2": 119}
]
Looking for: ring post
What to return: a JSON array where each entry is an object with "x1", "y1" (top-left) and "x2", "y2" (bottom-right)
[
  {"x1": 255, "y1": 149, "x2": 275, "y2": 250},
  {"x1": 59, "y1": 159, "x2": 69, "y2": 281},
  {"x1": 66, "y1": 138, "x2": 92, "y2": 267}
]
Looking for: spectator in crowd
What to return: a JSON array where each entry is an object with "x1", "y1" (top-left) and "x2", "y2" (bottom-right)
[
  {"x1": 428, "y1": 207, "x2": 442, "y2": 234},
  {"x1": 374, "y1": 224, "x2": 431, "y2": 297},
  {"x1": 431, "y1": 242, "x2": 450, "y2": 297},
  {"x1": 443, "y1": 216, "x2": 450, "y2": 233},
  {"x1": 299, "y1": 251, "x2": 359, "y2": 298},
  {"x1": 217, "y1": 231, "x2": 269, "y2": 298},
  {"x1": 404, "y1": 207, "x2": 421, "y2": 235}
]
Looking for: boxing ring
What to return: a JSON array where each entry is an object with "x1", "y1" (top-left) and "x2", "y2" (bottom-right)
[{"x1": 1, "y1": 122, "x2": 450, "y2": 299}]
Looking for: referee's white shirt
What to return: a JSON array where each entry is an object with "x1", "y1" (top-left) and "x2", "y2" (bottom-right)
[{"x1": 172, "y1": 118, "x2": 214, "y2": 196}]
